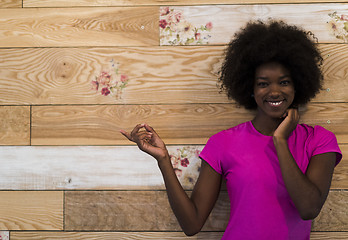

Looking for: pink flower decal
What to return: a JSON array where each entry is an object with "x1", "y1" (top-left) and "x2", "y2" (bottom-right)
[
  {"x1": 181, "y1": 158, "x2": 189, "y2": 167},
  {"x1": 91, "y1": 59, "x2": 130, "y2": 99},
  {"x1": 328, "y1": 12, "x2": 348, "y2": 42},
  {"x1": 206, "y1": 22, "x2": 213, "y2": 30},
  {"x1": 159, "y1": 7, "x2": 213, "y2": 45},
  {"x1": 101, "y1": 87, "x2": 110, "y2": 96}
]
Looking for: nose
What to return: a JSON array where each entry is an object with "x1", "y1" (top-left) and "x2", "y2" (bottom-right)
[{"x1": 268, "y1": 84, "x2": 281, "y2": 99}]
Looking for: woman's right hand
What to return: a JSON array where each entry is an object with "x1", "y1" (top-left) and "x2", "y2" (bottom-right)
[{"x1": 120, "y1": 124, "x2": 169, "y2": 163}]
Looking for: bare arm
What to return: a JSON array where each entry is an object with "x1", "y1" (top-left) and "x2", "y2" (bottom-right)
[
  {"x1": 273, "y1": 109, "x2": 336, "y2": 220},
  {"x1": 120, "y1": 124, "x2": 222, "y2": 235}
]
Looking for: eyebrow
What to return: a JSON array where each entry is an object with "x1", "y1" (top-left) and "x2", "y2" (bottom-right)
[{"x1": 255, "y1": 74, "x2": 291, "y2": 80}]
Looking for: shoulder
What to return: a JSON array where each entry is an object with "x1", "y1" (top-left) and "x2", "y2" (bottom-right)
[
  {"x1": 208, "y1": 121, "x2": 251, "y2": 142},
  {"x1": 294, "y1": 123, "x2": 342, "y2": 164}
]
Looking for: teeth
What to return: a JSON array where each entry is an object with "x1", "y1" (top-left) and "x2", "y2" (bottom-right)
[{"x1": 269, "y1": 101, "x2": 283, "y2": 106}]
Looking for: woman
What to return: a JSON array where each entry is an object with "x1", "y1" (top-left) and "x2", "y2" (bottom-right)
[{"x1": 120, "y1": 20, "x2": 342, "y2": 239}]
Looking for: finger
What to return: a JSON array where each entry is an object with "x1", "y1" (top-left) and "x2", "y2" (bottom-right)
[
  {"x1": 130, "y1": 123, "x2": 146, "y2": 136},
  {"x1": 120, "y1": 129, "x2": 133, "y2": 142}
]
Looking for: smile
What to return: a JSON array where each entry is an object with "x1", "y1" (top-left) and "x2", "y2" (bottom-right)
[{"x1": 267, "y1": 100, "x2": 284, "y2": 106}]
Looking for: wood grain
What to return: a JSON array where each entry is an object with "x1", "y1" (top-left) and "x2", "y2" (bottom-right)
[
  {"x1": 0, "y1": 146, "x2": 202, "y2": 190},
  {"x1": 65, "y1": 190, "x2": 229, "y2": 231},
  {"x1": 0, "y1": 0, "x2": 21, "y2": 8},
  {"x1": 0, "y1": 191, "x2": 63, "y2": 230},
  {"x1": 310, "y1": 232, "x2": 348, "y2": 240},
  {"x1": 22, "y1": 0, "x2": 348, "y2": 7},
  {"x1": 0, "y1": 7, "x2": 158, "y2": 47},
  {"x1": 312, "y1": 190, "x2": 348, "y2": 231},
  {"x1": 11, "y1": 231, "x2": 224, "y2": 239},
  {"x1": 0, "y1": 46, "x2": 225, "y2": 105},
  {"x1": 0, "y1": 145, "x2": 345, "y2": 190},
  {"x1": 158, "y1": 4, "x2": 348, "y2": 45},
  {"x1": 0, "y1": 106, "x2": 30, "y2": 145},
  {"x1": 31, "y1": 103, "x2": 348, "y2": 146},
  {"x1": 64, "y1": 190, "x2": 347, "y2": 231},
  {"x1": 0, "y1": 45, "x2": 346, "y2": 105}
]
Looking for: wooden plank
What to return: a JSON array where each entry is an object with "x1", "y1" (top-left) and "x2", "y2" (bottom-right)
[
  {"x1": 31, "y1": 103, "x2": 348, "y2": 146},
  {"x1": 0, "y1": 45, "x2": 346, "y2": 105},
  {"x1": 0, "y1": 46, "x2": 226, "y2": 105},
  {"x1": 11, "y1": 231, "x2": 224, "y2": 239},
  {"x1": 0, "y1": 7, "x2": 158, "y2": 47},
  {"x1": 332, "y1": 144, "x2": 348, "y2": 189},
  {"x1": 312, "y1": 190, "x2": 348, "y2": 231},
  {"x1": 65, "y1": 190, "x2": 347, "y2": 231},
  {"x1": 0, "y1": 106, "x2": 30, "y2": 146},
  {"x1": 23, "y1": 0, "x2": 348, "y2": 8},
  {"x1": 64, "y1": 190, "x2": 229, "y2": 231},
  {"x1": 158, "y1": 4, "x2": 348, "y2": 45},
  {"x1": 0, "y1": 0, "x2": 21, "y2": 8},
  {"x1": 0, "y1": 191, "x2": 63, "y2": 230},
  {"x1": 0, "y1": 146, "x2": 202, "y2": 190},
  {"x1": 310, "y1": 232, "x2": 348, "y2": 240},
  {"x1": 0, "y1": 145, "x2": 345, "y2": 190}
]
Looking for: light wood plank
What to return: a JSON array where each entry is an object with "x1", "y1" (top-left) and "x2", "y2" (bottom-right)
[
  {"x1": 23, "y1": 0, "x2": 348, "y2": 8},
  {"x1": 31, "y1": 103, "x2": 348, "y2": 146},
  {"x1": 0, "y1": 0, "x2": 21, "y2": 8},
  {"x1": 0, "y1": 7, "x2": 158, "y2": 47},
  {"x1": 0, "y1": 146, "x2": 202, "y2": 190},
  {"x1": 11, "y1": 231, "x2": 223, "y2": 239},
  {"x1": 0, "y1": 106, "x2": 30, "y2": 145},
  {"x1": 0, "y1": 145, "x2": 345, "y2": 190},
  {"x1": 0, "y1": 45, "x2": 346, "y2": 105},
  {"x1": 0, "y1": 191, "x2": 63, "y2": 230},
  {"x1": 64, "y1": 190, "x2": 347, "y2": 231},
  {"x1": 0, "y1": 46, "x2": 226, "y2": 105},
  {"x1": 158, "y1": 4, "x2": 348, "y2": 45},
  {"x1": 65, "y1": 190, "x2": 229, "y2": 231},
  {"x1": 312, "y1": 190, "x2": 348, "y2": 231},
  {"x1": 310, "y1": 232, "x2": 348, "y2": 240}
]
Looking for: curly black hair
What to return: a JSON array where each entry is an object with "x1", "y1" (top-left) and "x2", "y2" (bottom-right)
[{"x1": 219, "y1": 20, "x2": 323, "y2": 109}]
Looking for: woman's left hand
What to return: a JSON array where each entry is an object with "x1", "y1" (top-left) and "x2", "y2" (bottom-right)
[{"x1": 273, "y1": 108, "x2": 299, "y2": 140}]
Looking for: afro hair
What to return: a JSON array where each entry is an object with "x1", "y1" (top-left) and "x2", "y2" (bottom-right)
[{"x1": 219, "y1": 20, "x2": 323, "y2": 109}]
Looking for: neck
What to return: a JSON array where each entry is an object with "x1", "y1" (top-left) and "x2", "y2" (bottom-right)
[{"x1": 251, "y1": 114, "x2": 283, "y2": 136}]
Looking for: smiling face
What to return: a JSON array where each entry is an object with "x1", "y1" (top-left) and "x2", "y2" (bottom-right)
[{"x1": 253, "y1": 62, "x2": 295, "y2": 120}]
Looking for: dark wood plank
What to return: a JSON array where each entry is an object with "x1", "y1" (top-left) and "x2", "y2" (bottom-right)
[{"x1": 65, "y1": 190, "x2": 347, "y2": 231}]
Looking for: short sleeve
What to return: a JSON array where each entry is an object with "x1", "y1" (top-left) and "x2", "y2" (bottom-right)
[
  {"x1": 199, "y1": 133, "x2": 223, "y2": 175},
  {"x1": 310, "y1": 126, "x2": 342, "y2": 165}
]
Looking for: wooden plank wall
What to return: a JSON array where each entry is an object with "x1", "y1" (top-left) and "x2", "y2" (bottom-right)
[{"x1": 0, "y1": 0, "x2": 347, "y2": 239}]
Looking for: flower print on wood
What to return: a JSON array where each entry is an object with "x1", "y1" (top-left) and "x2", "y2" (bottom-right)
[
  {"x1": 160, "y1": 7, "x2": 213, "y2": 45},
  {"x1": 0, "y1": 232, "x2": 9, "y2": 240},
  {"x1": 328, "y1": 12, "x2": 348, "y2": 42},
  {"x1": 91, "y1": 59, "x2": 129, "y2": 99},
  {"x1": 169, "y1": 146, "x2": 202, "y2": 189}
]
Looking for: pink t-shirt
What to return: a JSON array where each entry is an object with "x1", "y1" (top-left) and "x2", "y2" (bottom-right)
[{"x1": 199, "y1": 121, "x2": 342, "y2": 240}]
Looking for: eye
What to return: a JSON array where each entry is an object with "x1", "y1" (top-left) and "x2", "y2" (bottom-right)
[
  {"x1": 256, "y1": 81, "x2": 269, "y2": 87},
  {"x1": 280, "y1": 80, "x2": 291, "y2": 86}
]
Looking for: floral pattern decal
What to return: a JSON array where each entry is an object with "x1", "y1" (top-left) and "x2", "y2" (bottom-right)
[
  {"x1": 328, "y1": 12, "x2": 348, "y2": 42},
  {"x1": 169, "y1": 146, "x2": 202, "y2": 188},
  {"x1": 0, "y1": 232, "x2": 9, "y2": 240},
  {"x1": 160, "y1": 7, "x2": 213, "y2": 45},
  {"x1": 91, "y1": 59, "x2": 129, "y2": 99}
]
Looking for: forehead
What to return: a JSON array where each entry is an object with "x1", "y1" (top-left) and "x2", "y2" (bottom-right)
[{"x1": 255, "y1": 62, "x2": 290, "y2": 77}]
